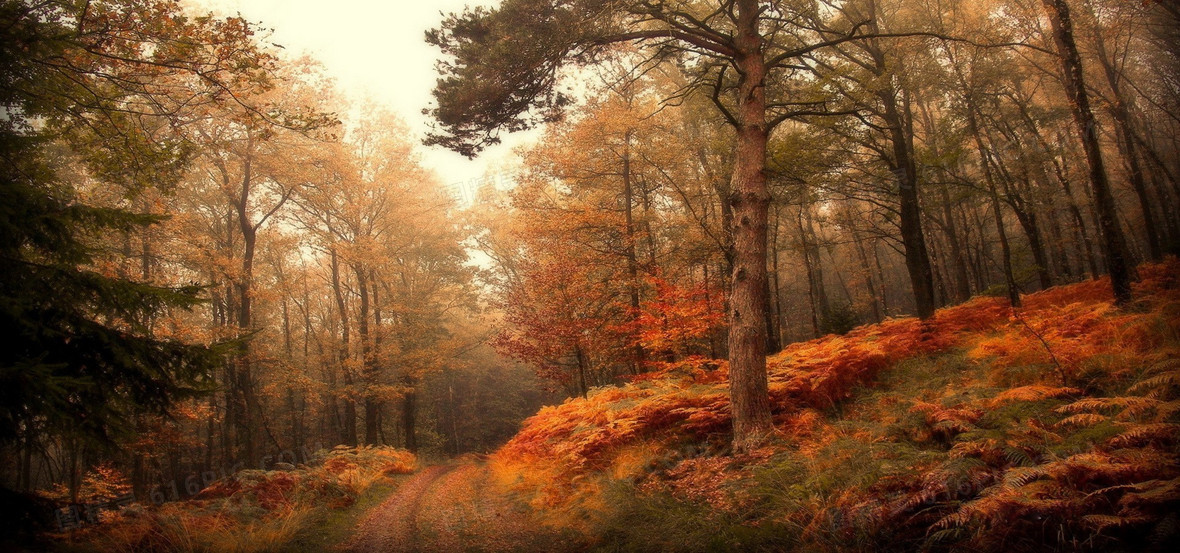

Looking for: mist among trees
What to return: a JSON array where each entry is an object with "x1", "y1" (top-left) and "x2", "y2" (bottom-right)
[{"x1": 2, "y1": 0, "x2": 1179, "y2": 551}]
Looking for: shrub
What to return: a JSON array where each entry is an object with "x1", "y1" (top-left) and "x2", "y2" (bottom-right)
[{"x1": 58, "y1": 446, "x2": 416, "y2": 553}]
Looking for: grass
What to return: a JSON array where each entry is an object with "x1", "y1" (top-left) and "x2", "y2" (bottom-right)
[
  {"x1": 275, "y1": 476, "x2": 407, "y2": 553},
  {"x1": 51, "y1": 446, "x2": 417, "y2": 553}
]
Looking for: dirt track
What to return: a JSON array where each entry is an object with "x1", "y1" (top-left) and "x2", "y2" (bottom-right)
[
  {"x1": 342, "y1": 465, "x2": 457, "y2": 553},
  {"x1": 342, "y1": 463, "x2": 582, "y2": 553}
]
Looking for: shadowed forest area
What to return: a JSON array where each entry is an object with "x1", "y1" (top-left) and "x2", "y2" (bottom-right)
[{"x1": 1, "y1": 0, "x2": 1179, "y2": 551}]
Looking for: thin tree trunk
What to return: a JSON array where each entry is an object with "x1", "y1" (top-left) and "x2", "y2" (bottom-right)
[
  {"x1": 235, "y1": 168, "x2": 259, "y2": 467},
  {"x1": 803, "y1": 204, "x2": 831, "y2": 332},
  {"x1": 986, "y1": 117, "x2": 1056, "y2": 290},
  {"x1": 1056, "y1": 148, "x2": 1103, "y2": 279},
  {"x1": 878, "y1": 78, "x2": 935, "y2": 318},
  {"x1": 574, "y1": 342, "x2": 590, "y2": 398},
  {"x1": 330, "y1": 247, "x2": 358, "y2": 446},
  {"x1": 1045, "y1": 200, "x2": 1073, "y2": 280},
  {"x1": 927, "y1": 234, "x2": 949, "y2": 308},
  {"x1": 939, "y1": 182, "x2": 972, "y2": 302},
  {"x1": 1089, "y1": 4, "x2": 1162, "y2": 260},
  {"x1": 872, "y1": 239, "x2": 891, "y2": 316},
  {"x1": 799, "y1": 207, "x2": 822, "y2": 337},
  {"x1": 849, "y1": 214, "x2": 883, "y2": 322},
  {"x1": 622, "y1": 127, "x2": 646, "y2": 374},
  {"x1": 401, "y1": 383, "x2": 417, "y2": 453},
  {"x1": 371, "y1": 271, "x2": 383, "y2": 446},
  {"x1": 21, "y1": 430, "x2": 33, "y2": 491},
  {"x1": 281, "y1": 294, "x2": 299, "y2": 453},
  {"x1": 357, "y1": 267, "x2": 380, "y2": 445},
  {"x1": 1042, "y1": 0, "x2": 1133, "y2": 304},
  {"x1": 972, "y1": 123, "x2": 1020, "y2": 307},
  {"x1": 769, "y1": 206, "x2": 785, "y2": 346}
]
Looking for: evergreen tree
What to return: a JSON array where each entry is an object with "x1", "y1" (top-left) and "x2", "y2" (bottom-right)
[
  {"x1": 0, "y1": 130, "x2": 215, "y2": 444},
  {"x1": 0, "y1": 0, "x2": 265, "y2": 447}
]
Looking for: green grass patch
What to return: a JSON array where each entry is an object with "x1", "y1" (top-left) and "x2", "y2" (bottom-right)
[{"x1": 276, "y1": 475, "x2": 409, "y2": 553}]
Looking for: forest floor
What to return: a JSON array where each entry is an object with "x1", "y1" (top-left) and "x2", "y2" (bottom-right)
[
  {"x1": 341, "y1": 462, "x2": 583, "y2": 553},
  {"x1": 44, "y1": 264, "x2": 1180, "y2": 553}
]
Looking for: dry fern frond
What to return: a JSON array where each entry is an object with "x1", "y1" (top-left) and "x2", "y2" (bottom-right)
[
  {"x1": 1109, "y1": 423, "x2": 1180, "y2": 447},
  {"x1": 1056, "y1": 413, "x2": 1109, "y2": 428},
  {"x1": 1082, "y1": 513, "x2": 1151, "y2": 531},
  {"x1": 986, "y1": 385, "x2": 1080, "y2": 408}
]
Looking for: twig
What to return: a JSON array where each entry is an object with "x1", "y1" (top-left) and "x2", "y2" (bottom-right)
[{"x1": 1012, "y1": 308, "x2": 1068, "y2": 386}]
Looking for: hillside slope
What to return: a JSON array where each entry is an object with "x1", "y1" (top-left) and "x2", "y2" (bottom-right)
[{"x1": 491, "y1": 261, "x2": 1180, "y2": 552}]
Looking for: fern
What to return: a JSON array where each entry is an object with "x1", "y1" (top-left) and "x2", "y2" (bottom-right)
[
  {"x1": 1128, "y1": 359, "x2": 1180, "y2": 395},
  {"x1": 1109, "y1": 423, "x2": 1180, "y2": 447},
  {"x1": 1056, "y1": 413, "x2": 1109, "y2": 428},
  {"x1": 986, "y1": 385, "x2": 1081, "y2": 408},
  {"x1": 1001, "y1": 446, "x2": 1037, "y2": 468},
  {"x1": 1082, "y1": 513, "x2": 1151, "y2": 531},
  {"x1": 490, "y1": 261, "x2": 1180, "y2": 553}
]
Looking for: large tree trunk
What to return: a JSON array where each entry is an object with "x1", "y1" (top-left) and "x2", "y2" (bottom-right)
[
  {"x1": 1042, "y1": 0, "x2": 1133, "y2": 304},
  {"x1": 865, "y1": 28, "x2": 935, "y2": 319},
  {"x1": 727, "y1": 0, "x2": 774, "y2": 451},
  {"x1": 859, "y1": 1, "x2": 936, "y2": 318}
]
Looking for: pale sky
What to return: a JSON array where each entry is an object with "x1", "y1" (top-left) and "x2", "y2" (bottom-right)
[{"x1": 193, "y1": 0, "x2": 526, "y2": 197}]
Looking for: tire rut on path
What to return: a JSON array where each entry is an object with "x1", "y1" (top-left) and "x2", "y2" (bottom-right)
[{"x1": 341, "y1": 464, "x2": 457, "y2": 553}]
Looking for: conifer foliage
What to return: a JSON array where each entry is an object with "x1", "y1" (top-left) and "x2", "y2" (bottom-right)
[{"x1": 0, "y1": 0, "x2": 258, "y2": 446}]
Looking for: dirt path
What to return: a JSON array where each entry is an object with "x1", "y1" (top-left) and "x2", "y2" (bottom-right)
[
  {"x1": 342, "y1": 463, "x2": 583, "y2": 553},
  {"x1": 342, "y1": 465, "x2": 457, "y2": 553}
]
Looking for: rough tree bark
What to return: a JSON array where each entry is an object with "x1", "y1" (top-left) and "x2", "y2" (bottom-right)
[{"x1": 727, "y1": 0, "x2": 774, "y2": 450}]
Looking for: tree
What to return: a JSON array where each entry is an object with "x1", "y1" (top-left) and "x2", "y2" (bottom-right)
[
  {"x1": 425, "y1": 0, "x2": 925, "y2": 451},
  {"x1": 1041, "y1": 0, "x2": 1133, "y2": 304},
  {"x1": 0, "y1": 130, "x2": 216, "y2": 448},
  {"x1": 183, "y1": 60, "x2": 336, "y2": 464},
  {"x1": 808, "y1": 0, "x2": 939, "y2": 318},
  {"x1": 293, "y1": 107, "x2": 471, "y2": 451},
  {"x1": 0, "y1": 0, "x2": 272, "y2": 490}
]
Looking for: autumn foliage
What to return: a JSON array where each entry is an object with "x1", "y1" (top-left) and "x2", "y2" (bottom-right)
[
  {"x1": 492, "y1": 260, "x2": 1180, "y2": 551},
  {"x1": 59, "y1": 446, "x2": 415, "y2": 553}
]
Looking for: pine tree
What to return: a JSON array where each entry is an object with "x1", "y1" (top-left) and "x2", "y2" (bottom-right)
[{"x1": 0, "y1": 0, "x2": 265, "y2": 448}]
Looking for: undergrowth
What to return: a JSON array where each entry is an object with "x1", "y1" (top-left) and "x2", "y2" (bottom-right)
[
  {"x1": 494, "y1": 260, "x2": 1180, "y2": 552},
  {"x1": 54, "y1": 446, "x2": 416, "y2": 553}
]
